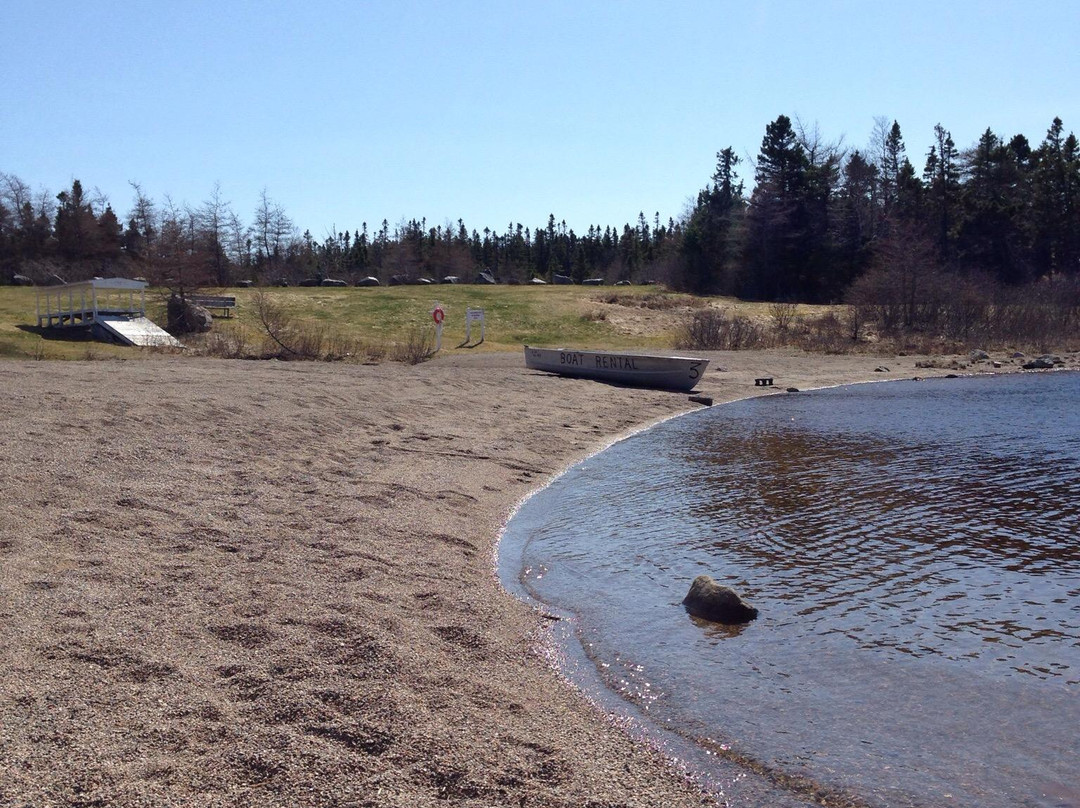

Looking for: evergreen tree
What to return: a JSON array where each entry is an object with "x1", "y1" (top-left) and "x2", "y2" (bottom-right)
[
  {"x1": 799, "y1": 121, "x2": 843, "y2": 299},
  {"x1": 1030, "y1": 118, "x2": 1080, "y2": 275},
  {"x1": 923, "y1": 124, "x2": 961, "y2": 261},
  {"x1": 96, "y1": 205, "x2": 123, "y2": 259},
  {"x1": 835, "y1": 150, "x2": 878, "y2": 287},
  {"x1": 880, "y1": 120, "x2": 906, "y2": 217},
  {"x1": 679, "y1": 147, "x2": 744, "y2": 293},
  {"x1": 54, "y1": 180, "x2": 100, "y2": 259},
  {"x1": 894, "y1": 157, "x2": 923, "y2": 222},
  {"x1": 956, "y1": 127, "x2": 1028, "y2": 283},
  {"x1": 744, "y1": 114, "x2": 825, "y2": 300}
]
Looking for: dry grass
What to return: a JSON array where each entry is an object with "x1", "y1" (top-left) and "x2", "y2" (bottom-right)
[
  {"x1": 599, "y1": 291, "x2": 709, "y2": 311},
  {"x1": 389, "y1": 327, "x2": 436, "y2": 364}
]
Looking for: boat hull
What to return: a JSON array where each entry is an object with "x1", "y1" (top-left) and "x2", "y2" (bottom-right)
[{"x1": 523, "y1": 346, "x2": 708, "y2": 392}]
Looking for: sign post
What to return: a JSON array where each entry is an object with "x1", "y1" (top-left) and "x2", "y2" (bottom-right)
[
  {"x1": 465, "y1": 308, "x2": 485, "y2": 344},
  {"x1": 431, "y1": 302, "x2": 445, "y2": 351}
]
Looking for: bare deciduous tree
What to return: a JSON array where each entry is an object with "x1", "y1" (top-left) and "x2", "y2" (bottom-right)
[
  {"x1": 253, "y1": 189, "x2": 294, "y2": 279},
  {"x1": 1, "y1": 172, "x2": 32, "y2": 214},
  {"x1": 196, "y1": 182, "x2": 233, "y2": 286},
  {"x1": 127, "y1": 181, "x2": 157, "y2": 258}
]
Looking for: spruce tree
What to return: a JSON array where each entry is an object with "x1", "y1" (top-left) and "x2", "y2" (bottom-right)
[{"x1": 680, "y1": 147, "x2": 744, "y2": 293}]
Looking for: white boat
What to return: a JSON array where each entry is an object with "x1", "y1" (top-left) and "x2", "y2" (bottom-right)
[{"x1": 524, "y1": 346, "x2": 708, "y2": 391}]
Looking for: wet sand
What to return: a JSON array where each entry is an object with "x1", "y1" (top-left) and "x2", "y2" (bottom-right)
[{"x1": 0, "y1": 351, "x2": 989, "y2": 806}]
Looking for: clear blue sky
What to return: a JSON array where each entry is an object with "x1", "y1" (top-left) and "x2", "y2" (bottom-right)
[{"x1": 3, "y1": 0, "x2": 1077, "y2": 239}]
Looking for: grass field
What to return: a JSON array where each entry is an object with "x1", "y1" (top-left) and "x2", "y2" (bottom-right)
[{"x1": 0, "y1": 284, "x2": 736, "y2": 361}]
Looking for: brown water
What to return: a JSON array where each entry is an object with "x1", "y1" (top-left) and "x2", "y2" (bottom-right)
[{"x1": 500, "y1": 373, "x2": 1080, "y2": 808}]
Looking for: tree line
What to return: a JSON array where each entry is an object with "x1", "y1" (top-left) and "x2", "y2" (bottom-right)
[
  {"x1": 0, "y1": 172, "x2": 683, "y2": 289},
  {"x1": 2, "y1": 114, "x2": 1077, "y2": 301},
  {"x1": 690, "y1": 115, "x2": 1079, "y2": 303}
]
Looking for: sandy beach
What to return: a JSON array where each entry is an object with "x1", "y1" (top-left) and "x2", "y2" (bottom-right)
[{"x1": 0, "y1": 350, "x2": 1001, "y2": 806}]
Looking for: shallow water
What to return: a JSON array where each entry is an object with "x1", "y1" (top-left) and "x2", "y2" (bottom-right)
[{"x1": 500, "y1": 372, "x2": 1080, "y2": 808}]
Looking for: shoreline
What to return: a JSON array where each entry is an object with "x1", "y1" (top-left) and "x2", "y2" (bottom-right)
[
  {"x1": 494, "y1": 368, "x2": 1050, "y2": 808},
  {"x1": 502, "y1": 366, "x2": 1080, "y2": 808},
  {"x1": 0, "y1": 350, "x2": 1060, "y2": 807}
]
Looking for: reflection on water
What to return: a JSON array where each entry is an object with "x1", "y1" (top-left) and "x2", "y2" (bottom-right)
[{"x1": 501, "y1": 372, "x2": 1080, "y2": 808}]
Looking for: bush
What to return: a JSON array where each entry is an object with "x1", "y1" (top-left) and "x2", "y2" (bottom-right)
[
  {"x1": 794, "y1": 312, "x2": 852, "y2": 354},
  {"x1": 768, "y1": 302, "x2": 798, "y2": 332},
  {"x1": 187, "y1": 329, "x2": 254, "y2": 359},
  {"x1": 601, "y1": 292, "x2": 703, "y2": 310},
  {"x1": 676, "y1": 308, "x2": 767, "y2": 350},
  {"x1": 848, "y1": 263, "x2": 1080, "y2": 354},
  {"x1": 390, "y1": 327, "x2": 435, "y2": 364}
]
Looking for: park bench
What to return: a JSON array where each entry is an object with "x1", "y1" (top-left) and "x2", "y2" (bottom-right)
[{"x1": 189, "y1": 294, "x2": 237, "y2": 317}]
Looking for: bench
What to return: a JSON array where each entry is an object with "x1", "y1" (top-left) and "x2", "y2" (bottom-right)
[
  {"x1": 189, "y1": 294, "x2": 237, "y2": 317},
  {"x1": 754, "y1": 377, "x2": 774, "y2": 386}
]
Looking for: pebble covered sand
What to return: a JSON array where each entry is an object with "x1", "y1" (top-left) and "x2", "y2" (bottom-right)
[{"x1": 0, "y1": 351, "x2": 985, "y2": 806}]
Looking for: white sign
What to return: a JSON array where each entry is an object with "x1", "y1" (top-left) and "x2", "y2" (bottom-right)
[{"x1": 465, "y1": 308, "x2": 485, "y2": 344}]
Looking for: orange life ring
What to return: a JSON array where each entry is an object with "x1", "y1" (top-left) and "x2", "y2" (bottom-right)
[{"x1": 432, "y1": 307, "x2": 445, "y2": 325}]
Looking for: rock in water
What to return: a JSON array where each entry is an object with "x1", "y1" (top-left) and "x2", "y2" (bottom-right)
[{"x1": 682, "y1": 575, "x2": 758, "y2": 624}]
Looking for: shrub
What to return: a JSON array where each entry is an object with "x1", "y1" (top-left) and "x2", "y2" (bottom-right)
[
  {"x1": 390, "y1": 327, "x2": 435, "y2": 364},
  {"x1": 601, "y1": 292, "x2": 703, "y2": 310},
  {"x1": 794, "y1": 312, "x2": 852, "y2": 354},
  {"x1": 768, "y1": 302, "x2": 799, "y2": 333},
  {"x1": 676, "y1": 308, "x2": 767, "y2": 350}
]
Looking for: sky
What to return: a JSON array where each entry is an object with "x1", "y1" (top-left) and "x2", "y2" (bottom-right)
[{"x1": 3, "y1": 0, "x2": 1078, "y2": 240}]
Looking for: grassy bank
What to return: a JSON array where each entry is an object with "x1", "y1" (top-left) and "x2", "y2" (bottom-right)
[
  {"x1": 5, "y1": 282, "x2": 1073, "y2": 363},
  {"x1": 0, "y1": 284, "x2": 746, "y2": 361}
]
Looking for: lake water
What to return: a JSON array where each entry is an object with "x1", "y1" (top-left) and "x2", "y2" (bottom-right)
[{"x1": 499, "y1": 372, "x2": 1080, "y2": 808}]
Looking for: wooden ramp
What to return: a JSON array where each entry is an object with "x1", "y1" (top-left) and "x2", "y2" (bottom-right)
[{"x1": 97, "y1": 315, "x2": 182, "y2": 348}]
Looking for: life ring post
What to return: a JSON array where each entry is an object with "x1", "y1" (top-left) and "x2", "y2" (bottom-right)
[{"x1": 431, "y1": 302, "x2": 445, "y2": 351}]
